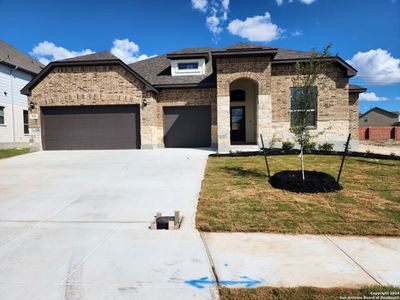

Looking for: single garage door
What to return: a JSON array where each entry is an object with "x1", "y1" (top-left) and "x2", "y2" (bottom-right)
[
  {"x1": 42, "y1": 105, "x2": 140, "y2": 150},
  {"x1": 163, "y1": 106, "x2": 211, "y2": 148}
]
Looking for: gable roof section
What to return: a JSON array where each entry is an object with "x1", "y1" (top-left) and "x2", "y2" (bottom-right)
[
  {"x1": 359, "y1": 107, "x2": 399, "y2": 119},
  {"x1": 130, "y1": 42, "x2": 358, "y2": 87},
  {"x1": 129, "y1": 54, "x2": 215, "y2": 88},
  {"x1": 0, "y1": 39, "x2": 44, "y2": 75},
  {"x1": 213, "y1": 42, "x2": 277, "y2": 57},
  {"x1": 349, "y1": 84, "x2": 367, "y2": 93},
  {"x1": 22, "y1": 42, "x2": 361, "y2": 93},
  {"x1": 21, "y1": 51, "x2": 157, "y2": 95},
  {"x1": 272, "y1": 50, "x2": 357, "y2": 77}
]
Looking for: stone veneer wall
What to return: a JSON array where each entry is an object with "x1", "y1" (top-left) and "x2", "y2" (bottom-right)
[
  {"x1": 156, "y1": 88, "x2": 217, "y2": 147},
  {"x1": 28, "y1": 65, "x2": 150, "y2": 150},
  {"x1": 349, "y1": 93, "x2": 360, "y2": 139},
  {"x1": 215, "y1": 56, "x2": 272, "y2": 152},
  {"x1": 270, "y1": 63, "x2": 355, "y2": 150}
]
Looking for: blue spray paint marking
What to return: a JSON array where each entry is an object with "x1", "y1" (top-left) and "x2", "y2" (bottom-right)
[{"x1": 184, "y1": 276, "x2": 262, "y2": 289}]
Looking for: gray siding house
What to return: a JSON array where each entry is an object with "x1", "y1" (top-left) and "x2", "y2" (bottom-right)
[
  {"x1": 359, "y1": 107, "x2": 399, "y2": 127},
  {"x1": 0, "y1": 40, "x2": 43, "y2": 149}
]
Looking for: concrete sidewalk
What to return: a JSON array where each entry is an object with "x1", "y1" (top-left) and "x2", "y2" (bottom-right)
[{"x1": 203, "y1": 232, "x2": 400, "y2": 288}]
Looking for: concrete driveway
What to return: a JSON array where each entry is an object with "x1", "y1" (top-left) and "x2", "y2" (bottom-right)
[{"x1": 0, "y1": 149, "x2": 218, "y2": 299}]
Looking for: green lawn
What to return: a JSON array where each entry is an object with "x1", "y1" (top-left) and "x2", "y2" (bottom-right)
[
  {"x1": 219, "y1": 286, "x2": 400, "y2": 300},
  {"x1": 196, "y1": 155, "x2": 400, "y2": 236},
  {"x1": 0, "y1": 148, "x2": 29, "y2": 160}
]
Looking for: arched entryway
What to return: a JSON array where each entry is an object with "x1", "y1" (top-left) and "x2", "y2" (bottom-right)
[{"x1": 229, "y1": 78, "x2": 258, "y2": 144}]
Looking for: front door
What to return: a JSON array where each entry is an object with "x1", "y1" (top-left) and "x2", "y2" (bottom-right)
[{"x1": 230, "y1": 106, "x2": 246, "y2": 142}]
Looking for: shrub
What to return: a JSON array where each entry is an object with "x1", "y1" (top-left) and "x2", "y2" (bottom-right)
[
  {"x1": 303, "y1": 141, "x2": 317, "y2": 153},
  {"x1": 318, "y1": 142, "x2": 334, "y2": 152},
  {"x1": 392, "y1": 121, "x2": 400, "y2": 126},
  {"x1": 282, "y1": 141, "x2": 295, "y2": 151}
]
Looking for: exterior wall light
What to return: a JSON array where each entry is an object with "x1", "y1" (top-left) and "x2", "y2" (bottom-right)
[{"x1": 29, "y1": 101, "x2": 35, "y2": 110}]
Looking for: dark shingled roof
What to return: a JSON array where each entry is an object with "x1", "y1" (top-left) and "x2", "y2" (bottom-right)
[
  {"x1": 359, "y1": 107, "x2": 399, "y2": 119},
  {"x1": 274, "y1": 48, "x2": 314, "y2": 60},
  {"x1": 22, "y1": 42, "x2": 361, "y2": 93},
  {"x1": 0, "y1": 39, "x2": 44, "y2": 74},
  {"x1": 59, "y1": 51, "x2": 119, "y2": 62},
  {"x1": 222, "y1": 42, "x2": 275, "y2": 51},
  {"x1": 129, "y1": 42, "x2": 357, "y2": 87},
  {"x1": 349, "y1": 84, "x2": 367, "y2": 93},
  {"x1": 167, "y1": 47, "x2": 215, "y2": 55},
  {"x1": 129, "y1": 54, "x2": 215, "y2": 87}
]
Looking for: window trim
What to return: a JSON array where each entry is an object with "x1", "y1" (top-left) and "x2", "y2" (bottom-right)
[
  {"x1": 171, "y1": 59, "x2": 206, "y2": 76},
  {"x1": 290, "y1": 86, "x2": 318, "y2": 128}
]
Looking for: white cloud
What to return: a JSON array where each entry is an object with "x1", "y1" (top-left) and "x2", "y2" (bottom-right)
[
  {"x1": 291, "y1": 30, "x2": 302, "y2": 36},
  {"x1": 395, "y1": 96, "x2": 400, "y2": 100},
  {"x1": 110, "y1": 38, "x2": 154, "y2": 63},
  {"x1": 31, "y1": 41, "x2": 94, "y2": 65},
  {"x1": 347, "y1": 49, "x2": 400, "y2": 84},
  {"x1": 206, "y1": 15, "x2": 222, "y2": 35},
  {"x1": 359, "y1": 92, "x2": 388, "y2": 102},
  {"x1": 31, "y1": 39, "x2": 154, "y2": 65},
  {"x1": 276, "y1": 0, "x2": 284, "y2": 5},
  {"x1": 227, "y1": 12, "x2": 282, "y2": 42},
  {"x1": 191, "y1": 0, "x2": 208, "y2": 12},
  {"x1": 191, "y1": 0, "x2": 229, "y2": 39},
  {"x1": 300, "y1": 0, "x2": 316, "y2": 4}
]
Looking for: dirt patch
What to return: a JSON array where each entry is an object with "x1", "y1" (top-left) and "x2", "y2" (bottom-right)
[{"x1": 269, "y1": 170, "x2": 342, "y2": 193}]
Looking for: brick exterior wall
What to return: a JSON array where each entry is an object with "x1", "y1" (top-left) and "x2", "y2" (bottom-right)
[
  {"x1": 157, "y1": 88, "x2": 218, "y2": 146},
  {"x1": 269, "y1": 63, "x2": 357, "y2": 150},
  {"x1": 28, "y1": 65, "x2": 147, "y2": 150},
  {"x1": 27, "y1": 56, "x2": 359, "y2": 151},
  {"x1": 271, "y1": 64, "x2": 349, "y2": 122},
  {"x1": 215, "y1": 56, "x2": 272, "y2": 152},
  {"x1": 360, "y1": 127, "x2": 399, "y2": 140},
  {"x1": 359, "y1": 127, "x2": 368, "y2": 140},
  {"x1": 349, "y1": 93, "x2": 359, "y2": 139}
]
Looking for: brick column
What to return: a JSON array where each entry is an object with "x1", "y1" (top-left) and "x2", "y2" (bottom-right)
[
  {"x1": 257, "y1": 94, "x2": 272, "y2": 146},
  {"x1": 140, "y1": 92, "x2": 161, "y2": 149}
]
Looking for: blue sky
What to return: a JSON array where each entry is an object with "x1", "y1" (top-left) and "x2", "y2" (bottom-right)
[{"x1": 1, "y1": 0, "x2": 399, "y2": 113}]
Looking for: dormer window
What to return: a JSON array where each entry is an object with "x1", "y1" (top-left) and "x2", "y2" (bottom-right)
[{"x1": 171, "y1": 59, "x2": 205, "y2": 76}]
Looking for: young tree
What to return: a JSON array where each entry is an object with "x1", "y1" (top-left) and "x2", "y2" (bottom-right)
[{"x1": 290, "y1": 44, "x2": 333, "y2": 180}]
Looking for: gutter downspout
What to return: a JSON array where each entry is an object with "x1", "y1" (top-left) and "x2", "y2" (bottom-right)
[{"x1": 10, "y1": 66, "x2": 18, "y2": 143}]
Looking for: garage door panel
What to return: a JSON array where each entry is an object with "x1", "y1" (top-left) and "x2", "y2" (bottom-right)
[
  {"x1": 163, "y1": 106, "x2": 211, "y2": 148},
  {"x1": 42, "y1": 105, "x2": 140, "y2": 150}
]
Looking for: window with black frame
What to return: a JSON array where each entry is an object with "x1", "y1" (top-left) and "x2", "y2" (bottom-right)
[
  {"x1": 290, "y1": 86, "x2": 317, "y2": 127},
  {"x1": 23, "y1": 110, "x2": 29, "y2": 134},
  {"x1": 230, "y1": 89, "x2": 246, "y2": 102},
  {"x1": 0, "y1": 106, "x2": 4, "y2": 125}
]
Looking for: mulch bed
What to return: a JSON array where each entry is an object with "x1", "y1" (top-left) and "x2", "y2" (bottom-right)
[{"x1": 269, "y1": 170, "x2": 342, "y2": 193}]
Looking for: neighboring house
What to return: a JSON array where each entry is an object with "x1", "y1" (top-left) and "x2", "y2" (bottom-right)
[
  {"x1": 0, "y1": 39, "x2": 44, "y2": 149},
  {"x1": 359, "y1": 107, "x2": 400, "y2": 127},
  {"x1": 21, "y1": 42, "x2": 366, "y2": 152}
]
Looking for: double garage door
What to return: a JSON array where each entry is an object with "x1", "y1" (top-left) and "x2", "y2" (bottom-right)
[
  {"x1": 42, "y1": 105, "x2": 140, "y2": 150},
  {"x1": 41, "y1": 105, "x2": 211, "y2": 150}
]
